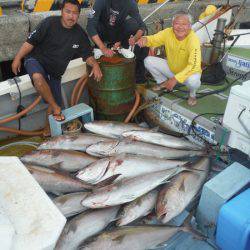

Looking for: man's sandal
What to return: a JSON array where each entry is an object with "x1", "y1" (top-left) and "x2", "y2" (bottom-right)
[{"x1": 52, "y1": 112, "x2": 65, "y2": 122}]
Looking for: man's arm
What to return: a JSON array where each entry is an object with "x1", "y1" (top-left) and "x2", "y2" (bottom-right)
[
  {"x1": 12, "y1": 42, "x2": 34, "y2": 75},
  {"x1": 12, "y1": 17, "x2": 50, "y2": 75},
  {"x1": 91, "y1": 34, "x2": 115, "y2": 57},
  {"x1": 86, "y1": 0, "x2": 114, "y2": 57},
  {"x1": 128, "y1": 1, "x2": 146, "y2": 46},
  {"x1": 129, "y1": 29, "x2": 144, "y2": 47},
  {"x1": 86, "y1": 56, "x2": 103, "y2": 82}
]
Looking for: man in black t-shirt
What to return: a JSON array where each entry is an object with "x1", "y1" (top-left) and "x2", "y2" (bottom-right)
[
  {"x1": 12, "y1": 0, "x2": 102, "y2": 130},
  {"x1": 86, "y1": 0, "x2": 149, "y2": 83}
]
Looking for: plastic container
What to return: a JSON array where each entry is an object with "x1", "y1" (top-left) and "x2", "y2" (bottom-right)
[
  {"x1": 216, "y1": 188, "x2": 250, "y2": 250},
  {"x1": 62, "y1": 119, "x2": 82, "y2": 135}
]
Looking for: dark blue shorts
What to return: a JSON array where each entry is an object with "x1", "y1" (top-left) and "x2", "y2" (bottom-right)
[{"x1": 24, "y1": 57, "x2": 62, "y2": 107}]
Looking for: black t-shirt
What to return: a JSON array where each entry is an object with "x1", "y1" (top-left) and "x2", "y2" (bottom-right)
[
  {"x1": 27, "y1": 16, "x2": 93, "y2": 78},
  {"x1": 86, "y1": 0, "x2": 146, "y2": 37}
]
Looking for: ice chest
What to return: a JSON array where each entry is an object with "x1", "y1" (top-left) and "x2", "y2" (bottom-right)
[{"x1": 216, "y1": 188, "x2": 250, "y2": 250}]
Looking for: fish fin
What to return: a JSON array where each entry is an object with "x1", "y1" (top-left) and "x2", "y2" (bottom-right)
[
  {"x1": 181, "y1": 210, "x2": 206, "y2": 241},
  {"x1": 150, "y1": 126, "x2": 159, "y2": 132},
  {"x1": 95, "y1": 174, "x2": 121, "y2": 188},
  {"x1": 178, "y1": 179, "x2": 186, "y2": 192},
  {"x1": 112, "y1": 234, "x2": 126, "y2": 243},
  {"x1": 181, "y1": 165, "x2": 204, "y2": 173},
  {"x1": 103, "y1": 160, "x2": 111, "y2": 176},
  {"x1": 51, "y1": 191, "x2": 63, "y2": 196},
  {"x1": 49, "y1": 162, "x2": 63, "y2": 170},
  {"x1": 182, "y1": 162, "x2": 192, "y2": 168},
  {"x1": 110, "y1": 215, "x2": 122, "y2": 223},
  {"x1": 161, "y1": 179, "x2": 171, "y2": 185}
]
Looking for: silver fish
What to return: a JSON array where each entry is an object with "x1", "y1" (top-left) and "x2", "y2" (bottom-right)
[
  {"x1": 76, "y1": 153, "x2": 187, "y2": 184},
  {"x1": 55, "y1": 206, "x2": 119, "y2": 250},
  {"x1": 53, "y1": 192, "x2": 89, "y2": 218},
  {"x1": 122, "y1": 130, "x2": 201, "y2": 150},
  {"x1": 38, "y1": 133, "x2": 112, "y2": 151},
  {"x1": 81, "y1": 167, "x2": 186, "y2": 208},
  {"x1": 21, "y1": 149, "x2": 97, "y2": 172},
  {"x1": 117, "y1": 190, "x2": 158, "y2": 226},
  {"x1": 84, "y1": 121, "x2": 148, "y2": 138},
  {"x1": 26, "y1": 164, "x2": 93, "y2": 195},
  {"x1": 86, "y1": 139, "x2": 204, "y2": 159},
  {"x1": 156, "y1": 157, "x2": 209, "y2": 224},
  {"x1": 80, "y1": 225, "x2": 187, "y2": 250}
]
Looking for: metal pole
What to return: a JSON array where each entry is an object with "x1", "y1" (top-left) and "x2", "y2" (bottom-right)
[
  {"x1": 187, "y1": 0, "x2": 196, "y2": 11},
  {"x1": 210, "y1": 18, "x2": 227, "y2": 64},
  {"x1": 143, "y1": 0, "x2": 171, "y2": 22}
]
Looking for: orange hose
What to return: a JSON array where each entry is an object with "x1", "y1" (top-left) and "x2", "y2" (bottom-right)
[
  {"x1": 71, "y1": 74, "x2": 88, "y2": 106},
  {"x1": 0, "y1": 126, "x2": 44, "y2": 136},
  {"x1": 75, "y1": 77, "x2": 88, "y2": 105},
  {"x1": 0, "y1": 96, "x2": 42, "y2": 125},
  {"x1": 124, "y1": 90, "x2": 140, "y2": 124}
]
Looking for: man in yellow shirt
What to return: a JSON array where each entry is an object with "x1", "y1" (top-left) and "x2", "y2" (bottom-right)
[{"x1": 137, "y1": 11, "x2": 202, "y2": 106}]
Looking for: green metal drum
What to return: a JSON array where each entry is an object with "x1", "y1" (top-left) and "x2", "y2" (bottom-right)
[{"x1": 88, "y1": 56, "x2": 136, "y2": 121}]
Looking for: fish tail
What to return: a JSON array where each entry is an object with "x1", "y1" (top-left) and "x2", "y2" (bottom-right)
[
  {"x1": 181, "y1": 211, "x2": 206, "y2": 241},
  {"x1": 95, "y1": 174, "x2": 121, "y2": 188}
]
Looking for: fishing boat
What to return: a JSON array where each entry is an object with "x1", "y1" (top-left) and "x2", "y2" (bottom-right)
[{"x1": 0, "y1": 0, "x2": 249, "y2": 249}]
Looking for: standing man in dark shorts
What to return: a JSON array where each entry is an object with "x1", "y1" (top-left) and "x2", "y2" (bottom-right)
[
  {"x1": 12, "y1": 0, "x2": 102, "y2": 134},
  {"x1": 86, "y1": 0, "x2": 149, "y2": 83}
]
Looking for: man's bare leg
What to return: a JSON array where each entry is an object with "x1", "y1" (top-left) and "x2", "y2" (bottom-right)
[{"x1": 32, "y1": 73, "x2": 64, "y2": 121}]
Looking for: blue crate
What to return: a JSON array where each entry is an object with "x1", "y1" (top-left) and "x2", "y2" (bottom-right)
[
  {"x1": 196, "y1": 162, "x2": 250, "y2": 238},
  {"x1": 49, "y1": 103, "x2": 93, "y2": 137},
  {"x1": 216, "y1": 188, "x2": 250, "y2": 250}
]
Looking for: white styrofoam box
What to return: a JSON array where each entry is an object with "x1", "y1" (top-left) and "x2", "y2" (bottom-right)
[
  {"x1": 0, "y1": 157, "x2": 66, "y2": 250},
  {"x1": 223, "y1": 82, "x2": 250, "y2": 155},
  {"x1": 223, "y1": 82, "x2": 250, "y2": 153},
  {"x1": 227, "y1": 129, "x2": 250, "y2": 156},
  {"x1": 0, "y1": 206, "x2": 15, "y2": 250}
]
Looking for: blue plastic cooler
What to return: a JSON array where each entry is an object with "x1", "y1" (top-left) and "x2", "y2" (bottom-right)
[{"x1": 216, "y1": 188, "x2": 250, "y2": 250}]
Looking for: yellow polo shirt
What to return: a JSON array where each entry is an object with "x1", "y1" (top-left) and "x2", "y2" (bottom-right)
[{"x1": 146, "y1": 28, "x2": 202, "y2": 83}]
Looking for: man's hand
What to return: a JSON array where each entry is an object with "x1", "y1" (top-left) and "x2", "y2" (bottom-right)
[
  {"x1": 162, "y1": 77, "x2": 178, "y2": 91},
  {"x1": 101, "y1": 47, "x2": 115, "y2": 57},
  {"x1": 12, "y1": 57, "x2": 22, "y2": 75},
  {"x1": 89, "y1": 63, "x2": 103, "y2": 82},
  {"x1": 113, "y1": 41, "x2": 121, "y2": 50},
  {"x1": 128, "y1": 35, "x2": 136, "y2": 47},
  {"x1": 136, "y1": 37, "x2": 147, "y2": 48}
]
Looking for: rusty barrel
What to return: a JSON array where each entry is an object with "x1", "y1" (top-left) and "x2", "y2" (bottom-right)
[{"x1": 88, "y1": 56, "x2": 135, "y2": 121}]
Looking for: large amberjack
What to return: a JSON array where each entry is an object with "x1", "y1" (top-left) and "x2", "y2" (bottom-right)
[
  {"x1": 76, "y1": 153, "x2": 187, "y2": 184},
  {"x1": 53, "y1": 192, "x2": 89, "y2": 218},
  {"x1": 79, "y1": 225, "x2": 193, "y2": 250},
  {"x1": 38, "y1": 133, "x2": 112, "y2": 151},
  {"x1": 86, "y1": 139, "x2": 204, "y2": 159},
  {"x1": 21, "y1": 149, "x2": 98, "y2": 172},
  {"x1": 122, "y1": 130, "x2": 201, "y2": 150},
  {"x1": 81, "y1": 167, "x2": 187, "y2": 208},
  {"x1": 156, "y1": 157, "x2": 210, "y2": 224},
  {"x1": 84, "y1": 120, "x2": 148, "y2": 138},
  {"x1": 55, "y1": 206, "x2": 119, "y2": 250},
  {"x1": 25, "y1": 164, "x2": 94, "y2": 195},
  {"x1": 117, "y1": 189, "x2": 159, "y2": 226}
]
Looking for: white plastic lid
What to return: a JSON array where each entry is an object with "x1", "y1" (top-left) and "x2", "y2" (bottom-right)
[{"x1": 230, "y1": 81, "x2": 250, "y2": 100}]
